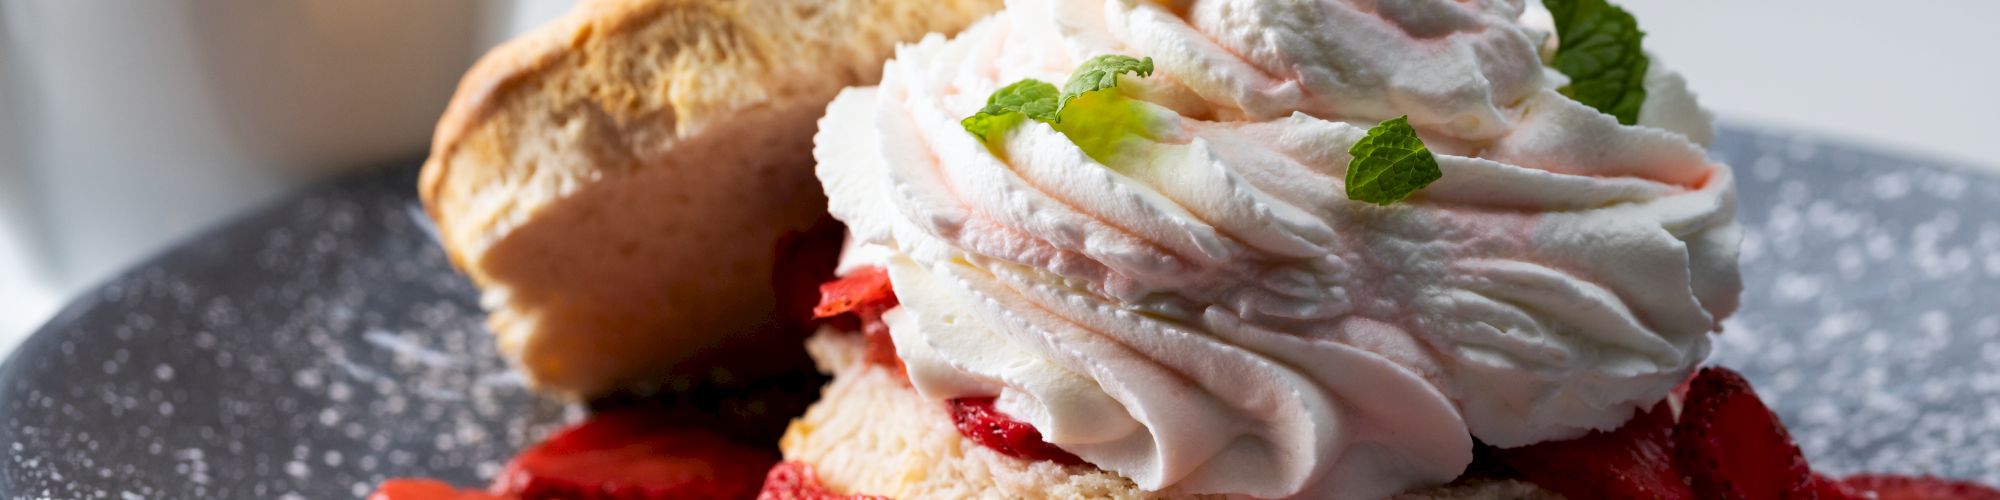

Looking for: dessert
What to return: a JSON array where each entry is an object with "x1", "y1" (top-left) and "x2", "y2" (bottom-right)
[
  {"x1": 791, "y1": 0, "x2": 1730, "y2": 496},
  {"x1": 378, "y1": 0, "x2": 2000, "y2": 498}
]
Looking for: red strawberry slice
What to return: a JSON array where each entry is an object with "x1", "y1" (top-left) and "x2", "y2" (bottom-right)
[
  {"x1": 490, "y1": 410, "x2": 778, "y2": 500},
  {"x1": 1842, "y1": 474, "x2": 2000, "y2": 500},
  {"x1": 1496, "y1": 401, "x2": 1694, "y2": 499},
  {"x1": 757, "y1": 461, "x2": 888, "y2": 500},
  {"x1": 948, "y1": 397, "x2": 1086, "y2": 466},
  {"x1": 814, "y1": 266, "x2": 906, "y2": 373},
  {"x1": 813, "y1": 267, "x2": 898, "y2": 320},
  {"x1": 1804, "y1": 472, "x2": 1864, "y2": 500},
  {"x1": 1673, "y1": 366, "x2": 1814, "y2": 499},
  {"x1": 370, "y1": 479, "x2": 514, "y2": 500}
]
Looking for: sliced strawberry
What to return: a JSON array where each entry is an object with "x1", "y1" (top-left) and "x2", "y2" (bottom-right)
[
  {"x1": 1496, "y1": 401, "x2": 1693, "y2": 499},
  {"x1": 756, "y1": 461, "x2": 888, "y2": 500},
  {"x1": 490, "y1": 410, "x2": 778, "y2": 500},
  {"x1": 813, "y1": 267, "x2": 898, "y2": 320},
  {"x1": 371, "y1": 479, "x2": 514, "y2": 500},
  {"x1": 1842, "y1": 474, "x2": 2000, "y2": 500},
  {"x1": 814, "y1": 266, "x2": 906, "y2": 374},
  {"x1": 1673, "y1": 366, "x2": 1814, "y2": 499},
  {"x1": 1798, "y1": 472, "x2": 1863, "y2": 500},
  {"x1": 948, "y1": 397, "x2": 1086, "y2": 466}
]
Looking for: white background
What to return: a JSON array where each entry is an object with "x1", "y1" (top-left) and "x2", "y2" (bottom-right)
[
  {"x1": 1, "y1": 0, "x2": 1997, "y2": 351},
  {"x1": 1623, "y1": 0, "x2": 2000, "y2": 170},
  {"x1": 0, "y1": 0, "x2": 573, "y2": 350}
]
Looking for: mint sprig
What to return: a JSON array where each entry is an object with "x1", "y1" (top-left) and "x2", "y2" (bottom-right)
[
  {"x1": 961, "y1": 79, "x2": 1061, "y2": 144},
  {"x1": 1545, "y1": 0, "x2": 1649, "y2": 125},
  {"x1": 960, "y1": 54, "x2": 1152, "y2": 146},
  {"x1": 1345, "y1": 116, "x2": 1441, "y2": 206},
  {"x1": 1059, "y1": 55, "x2": 1153, "y2": 113}
]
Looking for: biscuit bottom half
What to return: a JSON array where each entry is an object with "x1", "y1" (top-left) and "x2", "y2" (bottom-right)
[{"x1": 777, "y1": 330, "x2": 1561, "y2": 499}]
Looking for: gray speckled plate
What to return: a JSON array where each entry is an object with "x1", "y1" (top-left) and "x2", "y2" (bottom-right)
[
  {"x1": 3, "y1": 125, "x2": 1998, "y2": 499},
  {"x1": 0, "y1": 163, "x2": 573, "y2": 499}
]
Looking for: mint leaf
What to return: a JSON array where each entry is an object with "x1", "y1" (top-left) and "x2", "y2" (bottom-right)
[
  {"x1": 1545, "y1": 0, "x2": 1649, "y2": 125},
  {"x1": 1052, "y1": 90, "x2": 1160, "y2": 166},
  {"x1": 961, "y1": 79, "x2": 1060, "y2": 144},
  {"x1": 1059, "y1": 55, "x2": 1153, "y2": 113},
  {"x1": 1345, "y1": 116, "x2": 1441, "y2": 206},
  {"x1": 960, "y1": 54, "x2": 1156, "y2": 153}
]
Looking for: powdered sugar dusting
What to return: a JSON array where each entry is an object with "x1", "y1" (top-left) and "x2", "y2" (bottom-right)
[
  {"x1": 1710, "y1": 125, "x2": 2000, "y2": 483},
  {"x1": 0, "y1": 165, "x2": 569, "y2": 498}
]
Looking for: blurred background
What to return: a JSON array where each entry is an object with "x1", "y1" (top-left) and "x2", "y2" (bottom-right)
[
  {"x1": 0, "y1": 0, "x2": 574, "y2": 346},
  {"x1": 0, "y1": 0, "x2": 1996, "y2": 351}
]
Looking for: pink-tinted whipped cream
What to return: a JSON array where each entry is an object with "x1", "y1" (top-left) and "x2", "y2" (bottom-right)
[{"x1": 814, "y1": 0, "x2": 1740, "y2": 497}]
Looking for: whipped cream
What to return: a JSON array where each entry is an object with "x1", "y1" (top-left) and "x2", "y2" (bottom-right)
[{"x1": 814, "y1": 0, "x2": 1739, "y2": 498}]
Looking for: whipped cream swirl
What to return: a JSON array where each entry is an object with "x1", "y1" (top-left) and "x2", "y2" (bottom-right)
[{"x1": 814, "y1": 0, "x2": 1740, "y2": 497}]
